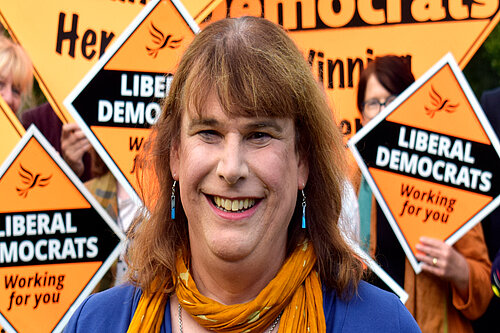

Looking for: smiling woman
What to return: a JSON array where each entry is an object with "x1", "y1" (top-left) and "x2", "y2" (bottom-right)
[{"x1": 64, "y1": 16, "x2": 420, "y2": 332}]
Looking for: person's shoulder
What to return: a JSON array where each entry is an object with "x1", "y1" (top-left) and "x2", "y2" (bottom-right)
[
  {"x1": 482, "y1": 86, "x2": 500, "y2": 99},
  {"x1": 64, "y1": 284, "x2": 141, "y2": 332},
  {"x1": 21, "y1": 102, "x2": 54, "y2": 119},
  {"x1": 480, "y1": 87, "x2": 500, "y2": 110},
  {"x1": 324, "y1": 281, "x2": 420, "y2": 332}
]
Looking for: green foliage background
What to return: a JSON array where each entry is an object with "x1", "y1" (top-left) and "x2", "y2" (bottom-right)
[{"x1": 464, "y1": 23, "x2": 500, "y2": 101}]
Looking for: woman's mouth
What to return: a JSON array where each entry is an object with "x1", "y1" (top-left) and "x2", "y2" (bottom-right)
[{"x1": 212, "y1": 196, "x2": 257, "y2": 213}]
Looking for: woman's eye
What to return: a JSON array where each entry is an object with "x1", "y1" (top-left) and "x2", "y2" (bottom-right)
[
  {"x1": 198, "y1": 130, "x2": 220, "y2": 142},
  {"x1": 248, "y1": 132, "x2": 272, "y2": 144}
]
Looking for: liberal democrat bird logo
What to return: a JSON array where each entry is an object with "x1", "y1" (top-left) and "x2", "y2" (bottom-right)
[
  {"x1": 16, "y1": 164, "x2": 52, "y2": 198},
  {"x1": 146, "y1": 21, "x2": 183, "y2": 58},
  {"x1": 424, "y1": 85, "x2": 459, "y2": 118}
]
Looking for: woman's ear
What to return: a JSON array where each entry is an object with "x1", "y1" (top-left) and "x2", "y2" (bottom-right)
[
  {"x1": 297, "y1": 154, "x2": 309, "y2": 190},
  {"x1": 170, "y1": 143, "x2": 179, "y2": 181}
]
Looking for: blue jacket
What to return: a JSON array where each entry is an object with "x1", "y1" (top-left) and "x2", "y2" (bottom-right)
[{"x1": 64, "y1": 281, "x2": 420, "y2": 332}]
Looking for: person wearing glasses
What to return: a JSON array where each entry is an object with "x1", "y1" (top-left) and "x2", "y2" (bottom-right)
[{"x1": 353, "y1": 55, "x2": 492, "y2": 332}]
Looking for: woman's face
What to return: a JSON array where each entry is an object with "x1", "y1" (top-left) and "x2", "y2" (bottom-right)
[
  {"x1": 0, "y1": 73, "x2": 22, "y2": 113},
  {"x1": 361, "y1": 74, "x2": 395, "y2": 126},
  {"x1": 170, "y1": 93, "x2": 309, "y2": 263}
]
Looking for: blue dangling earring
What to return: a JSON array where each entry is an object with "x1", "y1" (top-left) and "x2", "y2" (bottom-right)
[
  {"x1": 171, "y1": 180, "x2": 177, "y2": 220},
  {"x1": 301, "y1": 189, "x2": 306, "y2": 229}
]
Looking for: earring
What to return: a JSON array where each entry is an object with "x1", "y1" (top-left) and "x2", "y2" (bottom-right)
[
  {"x1": 301, "y1": 189, "x2": 306, "y2": 229},
  {"x1": 171, "y1": 180, "x2": 177, "y2": 220}
]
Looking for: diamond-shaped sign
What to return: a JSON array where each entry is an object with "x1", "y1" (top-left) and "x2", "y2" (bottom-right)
[
  {"x1": 64, "y1": 0, "x2": 199, "y2": 204},
  {"x1": 208, "y1": 1, "x2": 500, "y2": 140},
  {"x1": 0, "y1": 126, "x2": 125, "y2": 333},
  {"x1": 348, "y1": 53, "x2": 500, "y2": 273}
]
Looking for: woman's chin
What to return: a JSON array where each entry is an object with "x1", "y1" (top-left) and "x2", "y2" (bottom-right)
[{"x1": 205, "y1": 236, "x2": 257, "y2": 263}]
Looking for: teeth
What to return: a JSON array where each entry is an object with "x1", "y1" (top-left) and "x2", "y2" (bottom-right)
[{"x1": 213, "y1": 196, "x2": 256, "y2": 212}]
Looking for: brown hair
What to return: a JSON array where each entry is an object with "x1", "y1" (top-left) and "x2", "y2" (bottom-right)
[
  {"x1": 0, "y1": 35, "x2": 33, "y2": 111},
  {"x1": 127, "y1": 16, "x2": 363, "y2": 298},
  {"x1": 356, "y1": 55, "x2": 415, "y2": 113}
]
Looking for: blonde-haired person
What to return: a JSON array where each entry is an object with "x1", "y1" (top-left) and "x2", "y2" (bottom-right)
[
  {"x1": 0, "y1": 34, "x2": 33, "y2": 113},
  {"x1": 0, "y1": 33, "x2": 92, "y2": 181},
  {"x1": 65, "y1": 17, "x2": 420, "y2": 332}
]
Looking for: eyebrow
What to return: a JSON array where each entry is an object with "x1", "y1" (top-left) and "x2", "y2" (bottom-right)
[
  {"x1": 188, "y1": 118, "x2": 284, "y2": 132},
  {"x1": 189, "y1": 118, "x2": 219, "y2": 129}
]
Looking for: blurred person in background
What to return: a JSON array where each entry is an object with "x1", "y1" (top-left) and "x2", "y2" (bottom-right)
[
  {"x1": 0, "y1": 31, "x2": 92, "y2": 181},
  {"x1": 354, "y1": 55, "x2": 492, "y2": 332}
]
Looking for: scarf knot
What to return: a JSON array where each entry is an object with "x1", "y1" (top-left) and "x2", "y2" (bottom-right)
[{"x1": 128, "y1": 240, "x2": 326, "y2": 332}]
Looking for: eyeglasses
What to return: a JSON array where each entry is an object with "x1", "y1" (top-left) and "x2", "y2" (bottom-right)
[{"x1": 362, "y1": 95, "x2": 397, "y2": 118}]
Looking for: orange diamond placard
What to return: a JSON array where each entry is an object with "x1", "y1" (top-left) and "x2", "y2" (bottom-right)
[
  {"x1": 0, "y1": 126, "x2": 125, "y2": 333},
  {"x1": 64, "y1": 0, "x2": 198, "y2": 204},
  {"x1": 348, "y1": 54, "x2": 500, "y2": 273}
]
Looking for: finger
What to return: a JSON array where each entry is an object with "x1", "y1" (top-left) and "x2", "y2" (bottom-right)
[
  {"x1": 416, "y1": 251, "x2": 444, "y2": 273},
  {"x1": 416, "y1": 252, "x2": 438, "y2": 266},
  {"x1": 70, "y1": 130, "x2": 87, "y2": 141},
  {"x1": 61, "y1": 123, "x2": 80, "y2": 139},
  {"x1": 62, "y1": 131, "x2": 88, "y2": 146},
  {"x1": 415, "y1": 243, "x2": 439, "y2": 258},
  {"x1": 420, "y1": 261, "x2": 444, "y2": 277},
  {"x1": 63, "y1": 135, "x2": 90, "y2": 151},
  {"x1": 70, "y1": 136, "x2": 90, "y2": 149},
  {"x1": 419, "y1": 237, "x2": 444, "y2": 247},
  {"x1": 65, "y1": 142, "x2": 91, "y2": 160}
]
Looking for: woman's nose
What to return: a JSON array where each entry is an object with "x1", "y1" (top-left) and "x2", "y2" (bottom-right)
[{"x1": 216, "y1": 138, "x2": 249, "y2": 185}]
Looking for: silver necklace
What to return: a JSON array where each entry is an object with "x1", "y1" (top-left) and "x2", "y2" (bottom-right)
[{"x1": 178, "y1": 304, "x2": 282, "y2": 333}]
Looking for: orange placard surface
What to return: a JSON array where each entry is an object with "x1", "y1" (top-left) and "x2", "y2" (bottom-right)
[
  {"x1": 348, "y1": 54, "x2": 500, "y2": 273},
  {"x1": 0, "y1": 126, "x2": 124, "y2": 333},
  {"x1": 91, "y1": 126, "x2": 151, "y2": 191},
  {"x1": 205, "y1": 0, "x2": 500, "y2": 140},
  {"x1": 386, "y1": 64, "x2": 490, "y2": 144},
  {"x1": 0, "y1": 137, "x2": 90, "y2": 213},
  {"x1": 0, "y1": 262, "x2": 100, "y2": 333},
  {"x1": 64, "y1": 0, "x2": 198, "y2": 203},
  {"x1": 0, "y1": 97, "x2": 24, "y2": 165},
  {"x1": 370, "y1": 168, "x2": 492, "y2": 256}
]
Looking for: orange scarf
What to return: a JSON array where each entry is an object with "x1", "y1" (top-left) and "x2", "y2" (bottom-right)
[{"x1": 128, "y1": 240, "x2": 325, "y2": 332}]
